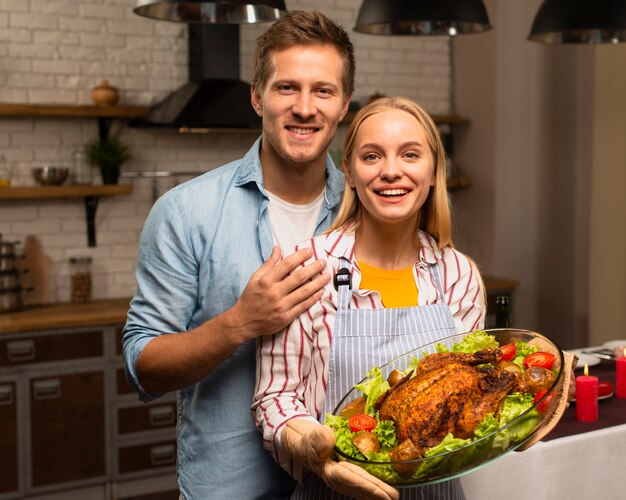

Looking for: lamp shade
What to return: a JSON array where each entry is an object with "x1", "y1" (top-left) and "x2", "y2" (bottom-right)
[
  {"x1": 529, "y1": 0, "x2": 626, "y2": 44},
  {"x1": 354, "y1": 0, "x2": 492, "y2": 36},
  {"x1": 133, "y1": 0, "x2": 286, "y2": 24}
]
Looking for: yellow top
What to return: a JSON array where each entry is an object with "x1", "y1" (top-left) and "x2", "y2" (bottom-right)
[{"x1": 358, "y1": 261, "x2": 418, "y2": 308}]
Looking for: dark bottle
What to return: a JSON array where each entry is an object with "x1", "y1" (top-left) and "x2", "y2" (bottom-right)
[{"x1": 495, "y1": 295, "x2": 510, "y2": 328}]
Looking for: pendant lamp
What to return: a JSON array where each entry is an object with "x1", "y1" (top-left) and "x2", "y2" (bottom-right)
[
  {"x1": 133, "y1": 0, "x2": 286, "y2": 24},
  {"x1": 354, "y1": 0, "x2": 491, "y2": 36},
  {"x1": 528, "y1": 0, "x2": 626, "y2": 44}
]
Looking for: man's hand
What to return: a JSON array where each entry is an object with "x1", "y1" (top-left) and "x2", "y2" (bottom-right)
[
  {"x1": 230, "y1": 246, "x2": 330, "y2": 341},
  {"x1": 135, "y1": 246, "x2": 329, "y2": 393},
  {"x1": 281, "y1": 419, "x2": 399, "y2": 500}
]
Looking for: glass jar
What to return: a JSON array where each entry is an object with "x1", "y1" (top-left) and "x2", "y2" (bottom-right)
[
  {"x1": 72, "y1": 148, "x2": 92, "y2": 185},
  {"x1": 0, "y1": 155, "x2": 12, "y2": 187},
  {"x1": 69, "y1": 256, "x2": 92, "y2": 303}
]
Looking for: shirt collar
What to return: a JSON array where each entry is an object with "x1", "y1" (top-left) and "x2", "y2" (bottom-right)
[
  {"x1": 324, "y1": 228, "x2": 444, "y2": 265},
  {"x1": 234, "y1": 136, "x2": 345, "y2": 210}
]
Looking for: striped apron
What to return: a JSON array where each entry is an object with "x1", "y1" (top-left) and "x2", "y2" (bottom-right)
[{"x1": 292, "y1": 258, "x2": 466, "y2": 500}]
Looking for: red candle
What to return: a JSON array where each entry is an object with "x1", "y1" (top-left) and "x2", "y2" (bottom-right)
[
  {"x1": 616, "y1": 349, "x2": 626, "y2": 399},
  {"x1": 575, "y1": 364, "x2": 598, "y2": 422}
]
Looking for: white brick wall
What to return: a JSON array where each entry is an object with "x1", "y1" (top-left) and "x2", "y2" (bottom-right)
[{"x1": 0, "y1": 0, "x2": 450, "y2": 303}]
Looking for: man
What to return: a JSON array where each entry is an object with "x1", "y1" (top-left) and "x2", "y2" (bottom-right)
[{"x1": 124, "y1": 11, "x2": 354, "y2": 499}]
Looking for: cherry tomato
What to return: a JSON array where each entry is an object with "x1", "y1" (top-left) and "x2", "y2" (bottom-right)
[
  {"x1": 499, "y1": 343, "x2": 517, "y2": 361},
  {"x1": 348, "y1": 414, "x2": 377, "y2": 432},
  {"x1": 598, "y1": 381, "x2": 614, "y2": 397},
  {"x1": 523, "y1": 352, "x2": 556, "y2": 370},
  {"x1": 533, "y1": 388, "x2": 553, "y2": 414}
]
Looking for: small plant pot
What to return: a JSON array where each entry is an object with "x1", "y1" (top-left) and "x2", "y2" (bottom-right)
[{"x1": 100, "y1": 166, "x2": 120, "y2": 185}]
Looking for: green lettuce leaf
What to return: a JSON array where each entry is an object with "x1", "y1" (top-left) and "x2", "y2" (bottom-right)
[
  {"x1": 436, "y1": 330, "x2": 499, "y2": 354},
  {"x1": 354, "y1": 366, "x2": 390, "y2": 414}
]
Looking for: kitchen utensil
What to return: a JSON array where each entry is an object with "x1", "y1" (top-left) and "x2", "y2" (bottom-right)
[
  {"x1": 0, "y1": 253, "x2": 19, "y2": 272},
  {"x1": 0, "y1": 239, "x2": 20, "y2": 256},
  {"x1": 0, "y1": 287, "x2": 22, "y2": 313},
  {"x1": 19, "y1": 235, "x2": 50, "y2": 306},
  {"x1": 0, "y1": 270, "x2": 25, "y2": 289},
  {"x1": 331, "y1": 328, "x2": 565, "y2": 486},
  {"x1": 32, "y1": 166, "x2": 69, "y2": 185}
]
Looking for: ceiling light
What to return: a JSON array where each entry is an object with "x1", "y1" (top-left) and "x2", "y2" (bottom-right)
[
  {"x1": 133, "y1": 0, "x2": 286, "y2": 24},
  {"x1": 528, "y1": 0, "x2": 626, "y2": 44},
  {"x1": 354, "y1": 0, "x2": 492, "y2": 36}
]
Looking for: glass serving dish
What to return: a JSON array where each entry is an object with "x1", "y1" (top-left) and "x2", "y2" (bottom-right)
[{"x1": 330, "y1": 328, "x2": 565, "y2": 486}]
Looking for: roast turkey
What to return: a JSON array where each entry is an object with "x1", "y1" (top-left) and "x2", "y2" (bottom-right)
[{"x1": 375, "y1": 349, "x2": 519, "y2": 453}]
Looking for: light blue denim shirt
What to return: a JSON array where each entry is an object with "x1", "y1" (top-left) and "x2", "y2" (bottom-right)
[{"x1": 123, "y1": 137, "x2": 344, "y2": 499}]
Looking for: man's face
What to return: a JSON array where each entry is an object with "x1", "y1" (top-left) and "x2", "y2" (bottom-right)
[{"x1": 251, "y1": 44, "x2": 350, "y2": 168}]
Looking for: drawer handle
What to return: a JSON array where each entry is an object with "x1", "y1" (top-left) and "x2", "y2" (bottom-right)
[
  {"x1": 149, "y1": 406, "x2": 176, "y2": 427},
  {"x1": 33, "y1": 379, "x2": 61, "y2": 400},
  {"x1": 150, "y1": 444, "x2": 176, "y2": 467},
  {"x1": 7, "y1": 340, "x2": 36, "y2": 362},
  {"x1": 0, "y1": 384, "x2": 14, "y2": 406}
]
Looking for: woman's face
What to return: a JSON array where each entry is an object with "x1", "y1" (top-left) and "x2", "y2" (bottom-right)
[{"x1": 344, "y1": 109, "x2": 435, "y2": 228}]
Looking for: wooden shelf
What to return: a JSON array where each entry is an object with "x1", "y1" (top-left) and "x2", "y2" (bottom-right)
[
  {"x1": 0, "y1": 103, "x2": 149, "y2": 119},
  {"x1": 0, "y1": 184, "x2": 133, "y2": 247},
  {"x1": 0, "y1": 184, "x2": 132, "y2": 200},
  {"x1": 0, "y1": 102, "x2": 149, "y2": 140}
]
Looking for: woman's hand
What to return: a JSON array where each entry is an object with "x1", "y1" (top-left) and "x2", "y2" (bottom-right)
[{"x1": 281, "y1": 418, "x2": 399, "y2": 500}]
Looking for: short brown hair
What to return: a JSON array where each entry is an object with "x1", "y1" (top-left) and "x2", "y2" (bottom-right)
[{"x1": 252, "y1": 10, "x2": 355, "y2": 98}]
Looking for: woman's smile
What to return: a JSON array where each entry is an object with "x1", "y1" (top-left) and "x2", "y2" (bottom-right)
[{"x1": 345, "y1": 108, "x2": 435, "y2": 227}]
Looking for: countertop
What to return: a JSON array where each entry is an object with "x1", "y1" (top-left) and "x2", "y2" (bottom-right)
[
  {"x1": 0, "y1": 298, "x2": 131, "y2": 334},
  {"x1": 0, "y1": 277, "x2": 518, "y2": 335}
]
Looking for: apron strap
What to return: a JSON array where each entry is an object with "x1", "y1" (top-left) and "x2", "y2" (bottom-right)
[
  {"x1": 428, "y1": 262, "x2": 446, "y2": 300},
  {"x1": 334, "y1": 257, "x2": 352, "y2": 312}
]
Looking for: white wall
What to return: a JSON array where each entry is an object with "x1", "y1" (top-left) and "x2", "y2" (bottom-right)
[
  {"x1": 453, "y1": 0, "x2": 626, "y2": 350},
  {"x1": 589, "y1": 45, "x2": 626, "y2": 345},
  {"x1": 0, "y1": 0, "x2": 451, "y2": 303}
]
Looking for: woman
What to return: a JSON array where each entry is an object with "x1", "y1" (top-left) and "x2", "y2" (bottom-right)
[{"x1": 252, "y1": 96, "x2": 485, "y2": 499}]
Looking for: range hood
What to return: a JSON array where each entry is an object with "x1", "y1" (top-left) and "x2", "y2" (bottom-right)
[{"x1": 141, "y1": 24, "x2": 261, "y2": 132}]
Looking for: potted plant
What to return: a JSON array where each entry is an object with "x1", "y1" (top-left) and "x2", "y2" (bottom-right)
[{"x1": 85, "y1": 136, "x2": 131, "y2": 185}]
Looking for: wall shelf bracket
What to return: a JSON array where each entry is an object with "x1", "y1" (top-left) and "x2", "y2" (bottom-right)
[{"x1": 84, "y1": 196, "x2": 100, "y2": 247}]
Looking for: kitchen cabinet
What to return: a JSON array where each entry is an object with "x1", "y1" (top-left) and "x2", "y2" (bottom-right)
[
  {"x1": 0, "y1": 379, "x2": 19, "y2": 496},
  {"x1": 30, "y1": 370, "x2": 106, "y2": 488},
  {"x1": 0, "y1": 300, "x2": 177, "y2": 499},
  {"x1": 112, "y1": 328, "x2": 177, "y2": 484},
  {"x1": 0, "y1": 329, "x2": 107, "y2": 497}
]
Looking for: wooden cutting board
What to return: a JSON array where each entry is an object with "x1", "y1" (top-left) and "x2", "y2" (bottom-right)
[{"x1": 19, "y1": 235, "x2": 51, "y2": 306}]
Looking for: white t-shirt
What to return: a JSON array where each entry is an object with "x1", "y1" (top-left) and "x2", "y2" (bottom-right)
[{"x1": 267, "y1": 189, "x2": 325, "y2": 252}]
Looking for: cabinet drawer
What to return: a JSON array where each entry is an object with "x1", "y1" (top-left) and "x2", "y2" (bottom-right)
[
  {"x1": 0, "y1": 330, "x2": 103, "y2": 366},
  {"x1": 118, "y1": 440, "x2": 177, "y2": 475},
  {"x1": 118, "y1": 402, "x2": 177, "y2": 435}
]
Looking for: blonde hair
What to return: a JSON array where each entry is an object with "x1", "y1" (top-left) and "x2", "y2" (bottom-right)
[{"x1": 329, "y1": 96, "x2": 453, "y2": 249}]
